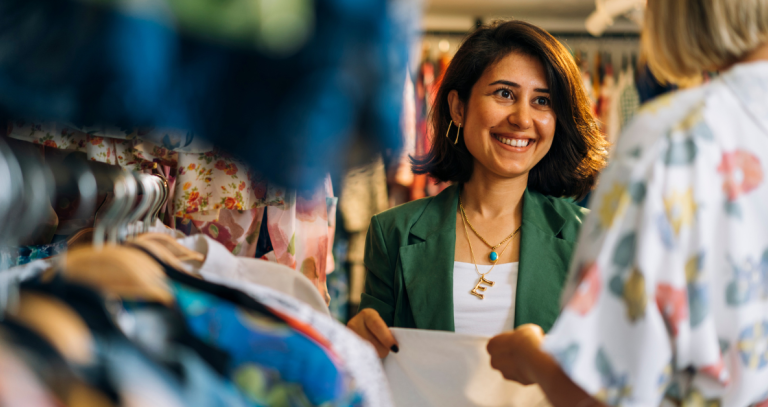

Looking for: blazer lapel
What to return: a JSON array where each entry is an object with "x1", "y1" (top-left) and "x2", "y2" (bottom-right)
[
  {"x1": 515, "y1": 189, "x2": 574, "y2": 332},
  {"x1": 399, "y1": 185, "x2": 459, "y2": 331}
]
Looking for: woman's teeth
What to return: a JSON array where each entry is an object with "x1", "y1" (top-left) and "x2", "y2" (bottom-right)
[{"x1": 494, "y1": 136, "x2": 531, "y2": 148}]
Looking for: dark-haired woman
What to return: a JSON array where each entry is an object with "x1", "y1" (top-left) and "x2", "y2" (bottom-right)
[{"x1": 347, "y1": 20, "x2": 607, "y2": 358}]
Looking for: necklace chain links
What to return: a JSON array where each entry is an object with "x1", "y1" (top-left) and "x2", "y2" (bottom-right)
[{"x1": 458, "y1": 196, "x2": 521, "y2": 299}]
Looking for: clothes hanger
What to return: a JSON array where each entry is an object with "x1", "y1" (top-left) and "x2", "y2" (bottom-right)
[
  {"x1": 4, "y1": 143, "x2": 57, "y2": 246},
  {"x1": 120, "y1": 172, "x2": 153, "y2": 241},
  {"x1": 148, "y1": 168, "x2": 168, "y2": 230},
  {"x1": 7, "y1": 290, "x2": 95, "y2": 365},
  {"x1": 62, "y1": 245, "x2": 174, "y2": 306},
  {"x1": 129, "y1": 172, "x2": 206, "y2": 264},
  {"x1": 108, "y1": 171, "x2": 137, "y2": 245},
  {"x1": 0, "y1": 137, "x2": 24, "y2": 247},
  {"x1": 142, "y1": 175, "x2": 162, "y2": 233},
  {"x1": 133, "y1": 233, "x2": 205, "y2": 263},
  {"x1": 92, "y1": 171, "x2": 131, "y2": 249}
]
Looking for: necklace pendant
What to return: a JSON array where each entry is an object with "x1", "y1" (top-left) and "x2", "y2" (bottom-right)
[
  {"x1": 489, "y1": 251, "x2": 498, "y2": 262},
  {"x1": 470, "y1": 275, "x2": 495, "y2": 299}
]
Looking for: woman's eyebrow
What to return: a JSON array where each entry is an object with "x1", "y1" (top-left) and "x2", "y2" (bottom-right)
[{"x1": 488, "y1": 80, "x2": 549, "y2": 94}]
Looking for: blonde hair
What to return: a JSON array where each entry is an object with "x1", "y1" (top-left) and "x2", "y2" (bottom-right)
[{"x1": 643, "y1": 0, "x2": 768, "y2": 84}]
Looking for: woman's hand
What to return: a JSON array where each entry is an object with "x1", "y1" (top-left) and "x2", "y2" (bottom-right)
[
  {"x1": 487, "y1": 324, "x2": 545, "y2": 385},
  {"x1": 347, "y1": 308, "x2": 399, "y2": 358}
]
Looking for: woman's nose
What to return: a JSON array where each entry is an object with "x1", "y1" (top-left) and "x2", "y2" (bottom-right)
[{"x1": 508, "y1": 102, "x2": 532, "y2": 130}]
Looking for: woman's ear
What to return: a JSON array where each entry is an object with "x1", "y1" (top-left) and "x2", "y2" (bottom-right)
[{"x1": 447, "y1": 90, "x2": 465, "y2": 126}]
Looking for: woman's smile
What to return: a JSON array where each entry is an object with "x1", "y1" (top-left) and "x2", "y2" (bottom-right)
[{"x1": 492, "y1": 133, "x2": 535, "y2": 151}]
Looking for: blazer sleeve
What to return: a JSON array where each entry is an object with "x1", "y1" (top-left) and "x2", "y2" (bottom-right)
[{"x1": 358, "y1": 215, "x2": 396, "y2": 326}]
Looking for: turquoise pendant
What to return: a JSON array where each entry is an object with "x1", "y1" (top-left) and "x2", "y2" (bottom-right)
[{"x1": 489, "y1": 251, "x2": 498, "y2": 262}]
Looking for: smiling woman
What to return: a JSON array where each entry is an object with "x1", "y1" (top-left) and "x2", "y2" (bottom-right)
[
  {"x1": 346, "y1": 20, "x2": 607, "y2": 359},
  {"x1": 413, "y1": 20, "x2": 605, "y2": 197}
]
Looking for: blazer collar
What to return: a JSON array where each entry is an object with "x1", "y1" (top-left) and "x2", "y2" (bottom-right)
[
  {"x1": 521, "y1": 188, "x2": 566, "y2": 238},
  {"x1": 400, "y1": 185, "x2": 572, "y2": 333},
  {"x1": 409, "y1": 184, "x2": 460, "y2": 242},
  {"x1": 516, "y1": 189, "x2": 573, "y2": 332},
  {"x1": 399, "y1": 185, "x2": 459, "y2": 331}
]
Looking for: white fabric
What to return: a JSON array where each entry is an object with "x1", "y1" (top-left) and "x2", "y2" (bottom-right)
[
  {"x1": 176, "y1": 234, "x2": 329, "y2": 315},
  {"x1": 0, "y1": 258, "x2": 56, "y2": 311},
  {"x1": 544, "y1": 61, "x2": 768, "y2": 406},
  {"x1": 453, "y1": 262, "x2": 518, "y2": 337},
  {"x1": 202, "y1": 273, "x2": 394, "y2": 407},
  {"x1": 606, "y1": 69, "x2": 626, "y2": 145},
  {"x1": 383, "y1": 328, "x2": 549, "y2": 407},
  {"x1": 129, "y1": 220, "x2": 186, "y2": 239}
]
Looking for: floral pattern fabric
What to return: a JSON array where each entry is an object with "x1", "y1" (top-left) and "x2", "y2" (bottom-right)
[
  {"x1": 543, "y1": 61, "x2": 768, "y2": 407},
  {"x1": 6, "y1": 122, "x2": 337, "y2": 296}
]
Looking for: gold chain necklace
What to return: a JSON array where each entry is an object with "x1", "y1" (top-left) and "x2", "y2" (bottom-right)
[
  {"x1": 458, "y1": 198, "x2": 521, "y2": 299},
  {"x1": 459, "y1": 197, "x2": 520, "y2": 263}
]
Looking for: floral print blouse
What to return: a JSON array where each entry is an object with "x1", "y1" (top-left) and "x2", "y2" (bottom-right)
[
  {"x1": 5, "y1": 124, "x2": 336, "y2": 301},
  {"x1": 543, "y1": 61, "x2": 768, "y2": 406}
]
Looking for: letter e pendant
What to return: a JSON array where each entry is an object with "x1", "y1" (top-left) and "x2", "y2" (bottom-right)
[{"x1": 470, "y1": 275, "x2": 495, "y2": 299}]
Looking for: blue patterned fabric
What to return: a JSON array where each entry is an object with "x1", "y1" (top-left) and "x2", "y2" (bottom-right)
[
  {"x1": 0, "y1": 240, "x2": 67, "y2": 270},
  {"x1": 171, "y1": 281, "x2": 361, "y2": 407}
]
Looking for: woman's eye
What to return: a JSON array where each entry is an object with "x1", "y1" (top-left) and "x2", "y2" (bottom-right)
[
  {"x1": 534, "y1": 97, "x2": 550, "y2": 106},
  {"x1": 496, "y1": 89, "x2": 512, "y2": 99}
]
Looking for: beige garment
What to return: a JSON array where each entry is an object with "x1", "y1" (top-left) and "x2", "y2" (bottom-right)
[
  {"x1": 339, "y1": 156, "x2": 389, "y2": 304},
  {"x1": 176, "y1": 233, "x2": 330, "y2": 315},
  {"x1": 384, "y1": 328, "x2": 550, "y2": 407}
]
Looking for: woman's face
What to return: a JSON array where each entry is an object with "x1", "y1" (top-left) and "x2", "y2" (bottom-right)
[{"x1": 449, "y1": 51, "x2": 556, "y2": 180}]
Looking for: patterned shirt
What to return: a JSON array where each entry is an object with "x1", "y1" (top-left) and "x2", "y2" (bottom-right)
[{"x1": 543, "y1": 61, "x2": 768, "y2": 406}]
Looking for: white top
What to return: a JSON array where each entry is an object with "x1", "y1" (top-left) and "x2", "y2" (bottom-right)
[
  {"x1": 543, "y1": 61, "x2": 768, "y2": 406},
  {"x1": 453, "y1": 261, "x2": 518, "y2": 337},
  {"x1": 175, "y1": 234, "x2": 330, "y2": 315},
  {"x1": 383, "y1": 328, "x2": 547, "y2": 407}
]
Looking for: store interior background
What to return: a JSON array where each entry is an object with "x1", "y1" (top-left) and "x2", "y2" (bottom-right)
[{"x1": 332, "y1": 0, "x2": 644, "y2": 322}]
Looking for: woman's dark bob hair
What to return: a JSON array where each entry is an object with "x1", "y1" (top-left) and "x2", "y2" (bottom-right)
[{"x1": 412, "y1": 20, "x2": 607, "y2": 199}]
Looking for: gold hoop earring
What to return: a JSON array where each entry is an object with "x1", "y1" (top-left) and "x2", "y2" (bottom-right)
[{"x1": 445, "y1": 120, "x2": 462, "y2": 145}]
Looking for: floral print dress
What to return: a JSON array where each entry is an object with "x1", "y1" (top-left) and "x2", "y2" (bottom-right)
[
  {"x1": 5, "y1": 124, "x2": 336, "y2": 300},
  {"x1": 543, "y1": 61, "x2": 768, "y2": 406}
]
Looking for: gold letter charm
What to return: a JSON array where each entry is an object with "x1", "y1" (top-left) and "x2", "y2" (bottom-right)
[{"x1": 470, "y1": 276, "x2": 496, "y2": 299}]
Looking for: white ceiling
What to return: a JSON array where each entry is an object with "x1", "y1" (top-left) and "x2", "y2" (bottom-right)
[
  {"x1": 421, "y1": 0, "x2": 641, "y2": 34},
  {"x1": 424, "y1": 0, "x2": 596, "y2": 19}
]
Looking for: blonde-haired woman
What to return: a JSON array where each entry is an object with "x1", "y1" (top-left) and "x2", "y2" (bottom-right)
[{"x1": 487, "y1": 0, "x2": 768, "y2": 406}]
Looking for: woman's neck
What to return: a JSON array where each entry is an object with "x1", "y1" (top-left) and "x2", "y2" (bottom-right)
[
  {"x1": 461, "y1": 166, "x2": 527, "y2": 219},
  {"x1": 742, "y1": 41, "x2": 768, "y2": 64}
]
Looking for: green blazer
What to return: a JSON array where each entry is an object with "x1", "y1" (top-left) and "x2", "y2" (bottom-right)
[{"x1": 359, "y1": 184, "x2": 588, "y2": 333}]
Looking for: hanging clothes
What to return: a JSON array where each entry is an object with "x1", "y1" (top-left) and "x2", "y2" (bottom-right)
[
  {"x1": 6, "y1": 122, "x2": 337, "y2": 301},
  {"x1": 201, "y1": 270, "x2": 394, "y2": 407},
  {"x1": 339, "y1": 157, "x2": 389, "y2": 307},
  {"x1": 176, "y1": 233, "x2": 392, "y2": 404},
  {"x1": 2, "y1": 241, "x2": 368, "y2": 407}
]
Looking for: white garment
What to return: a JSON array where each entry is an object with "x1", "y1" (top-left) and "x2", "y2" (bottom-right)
[
  {"x1": 453, "y1": 262, "x2": 518, "y2": 337},
  {"x1": 176, "y1": 234, "x2": 329, "y2": 315},
  {"x1": 544, "y1": 61, "x2": 768, "y2": 406},
  {"x1": 129, "y1": 220, "x2": 186, "y2": 239},
  {"x1": 383, "y1": 328, "x2": 548, "y2": 407}
]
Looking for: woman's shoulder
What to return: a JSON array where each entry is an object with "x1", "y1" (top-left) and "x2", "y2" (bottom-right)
[
  {"x1": 548, "y1": 195, "x2": 589, "y2": 222},
  {"x1": 371, "y1": 184, "x2": 458, "y2": 236},
  {"x1": 374, "y1": 195, "x2": 435, "y2": 225},
  {"x1": 526, "y1": 191, "x2": 589, "y2": 241}
]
